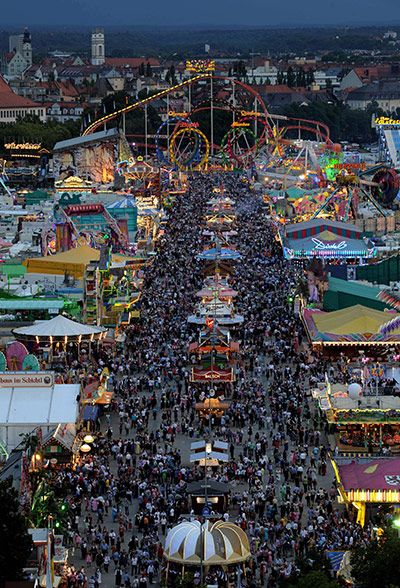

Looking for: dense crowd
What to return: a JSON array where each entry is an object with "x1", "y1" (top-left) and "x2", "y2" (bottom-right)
[{"x1": 49, "y1": 174, "x2": 374, "y2": 587}]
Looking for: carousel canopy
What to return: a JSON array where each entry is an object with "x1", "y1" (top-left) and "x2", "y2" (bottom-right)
[
  {"x1": 164, "y1": 520, "x2": 251, "y2": 565},
  {"x1": 12, "y1": 315, "x2": 105, "y2": 340},
  {"x1": 197, "y1": 248, "x2": 241, "y2": 261},
  {"x1": 107, "y1": 196, "x2": 137, "y2": 209},
  {"x1": 303, "y1": 305, "x2": 400, "y2": 345}
]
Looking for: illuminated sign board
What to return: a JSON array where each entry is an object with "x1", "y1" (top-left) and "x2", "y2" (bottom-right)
[
  {"x1": 311, "y1": 238, "x2": 347, "y2": 250},
  {"x1": 186, "y1": 60, "x2": 215, "y2": 72},
  {"x1": 4, "y1": 142, "x2": 41, "y2": 150},
  {"x1": 232, "y1": 121, "x2": 250, "y2": 128},
  {"x1": 0, "y1": 371, "x2": 54, "y2": 387},
  {"x1": 168, "y1": 111, "x2": 190, "y2": 118},
  {"x1": 374, "y1": 116, "x2": 400, "y2": 126},
  {"x1": 177, "y1": 121, "x2": 199, "y2": 128},
  {"x1": 333, "y1": 163, "x2": 366, "y2": 171},
  {"x1": 240, "y1": 110, "x2": 263, "y2": 117}
]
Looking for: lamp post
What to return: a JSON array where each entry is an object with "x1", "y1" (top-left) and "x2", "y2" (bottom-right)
[{"x1": 200, "y1": 443, "x2": 212, "y2": 587}]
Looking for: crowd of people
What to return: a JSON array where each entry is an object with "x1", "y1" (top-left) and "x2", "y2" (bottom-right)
[{"x1": 49, "y1": 173, "x2": 374, "y2": 587}]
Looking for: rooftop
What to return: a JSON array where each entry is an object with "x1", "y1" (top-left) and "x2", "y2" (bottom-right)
[{"x1": 0, "y1": 76, "x2": 40, "y2": 109}]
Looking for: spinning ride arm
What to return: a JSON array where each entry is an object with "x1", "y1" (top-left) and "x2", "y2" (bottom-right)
[{"x1": 82, "y1": 74, "x2": 271, "y2": 138}]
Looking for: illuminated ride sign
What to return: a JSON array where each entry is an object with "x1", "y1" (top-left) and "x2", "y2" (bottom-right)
[
  {"x1": 311, "y1": 238, "x2": 347, "y2": 250},
  {"x1": 232, "y1": 121, "x2": 250, "y2": 128},
  {"x1": 4, "y1": 142, "x2": 41, "y2": 150},
  {"x1": 186, "y1": 59, "x2": 216, "y2": 72},
  {"x1": 177, "y1": 121, "x2": 200, "y2": 128},
  {"x1": 333, "y1": 163, "x2": 366, "y2": 171},
  {"x1": 168, "y1": 111, "x2": 190, "y2": 118},
  {"x1": 240, "y1": 110, "x2": 263, "y2": 117},
  {"x1": 375, "y1": 116, "x2": 400, "y2": 126}
]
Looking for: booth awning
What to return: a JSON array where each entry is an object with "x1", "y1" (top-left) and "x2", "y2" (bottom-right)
[
  {"x1": 23, "y1": 245, "x2": 136, "y2": 278},
  {"x1": 83, "y1": 405, "x2": 99, "y2": 421},
  {"x1": 303, "y1": 304, "x2": 400, "y2": 345}
]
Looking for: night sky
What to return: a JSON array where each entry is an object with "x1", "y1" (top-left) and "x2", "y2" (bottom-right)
[{"x1": 2, "y1": 0, "x2": 399, "y2": 26}]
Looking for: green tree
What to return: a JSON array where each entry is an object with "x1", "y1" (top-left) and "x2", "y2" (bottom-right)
[
  {"x1": 0, "y1": 118, "x2": 81, "y2": 153},
  {"x1": 169, "y1": 65, "x2": 177, "y2": 85},
  {"x1": 19, "y1": 431, "x2": 39, "y2": 457},
  {"x1": 287, "y1": 66, "x2": 296, "y2": 87},
  {"x1": 30, "y1": 479, "x2": 69, "y2": 532},
  {"x1": 295, "y1": 67, "x2": 306, "y2": 87},
  {"x1": 351, "y1": 529, "x2": 400, "y2": 588},
  {"x1": 306, "y1": 69, "x2": 315, "y2": 86},
  {"x1": 138, "y1": 62, "x2": 145, "y2": 76},
  {"x1": 146, "y1": 62, "x2": 152, "y2": 77},
  {"x1": 0, "y1": 479, "x2": 33, "y2": 580},
  {"x1": 287, "y1": 571, "x2": 339, "y2": 588}
]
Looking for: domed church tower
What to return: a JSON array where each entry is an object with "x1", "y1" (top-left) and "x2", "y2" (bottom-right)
[{"x1": 91, "y1": 28, "x2": 105, "y2": 66}]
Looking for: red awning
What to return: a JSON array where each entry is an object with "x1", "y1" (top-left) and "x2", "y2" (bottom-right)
[{"x1": 338, "y1": 458, "x2": 400, "y2": 491}]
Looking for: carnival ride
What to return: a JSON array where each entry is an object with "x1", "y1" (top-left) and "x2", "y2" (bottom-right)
[
  {"x1": 310, "y1": 163, "x2": 400, "y2": 221},
  {"x1": 82, "y1": 73, "x2": 275, "y2": 171},
  {"x1": 54, "y1": 202, "x2": 131, "y2": 253},
  {"x1": 80, "y1": 70, "x2": 400, "y2": 221},
  {"x1": 0, "y1": 160, "x2": 13, "y2": 197}
]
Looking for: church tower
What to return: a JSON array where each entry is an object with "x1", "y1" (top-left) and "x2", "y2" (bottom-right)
[
  {"x1": 22, "y1": 28, "x2": 32, "y2": 67},
  {"x1": 91, "y1": 28, "x2": 105, "y2": 66}
]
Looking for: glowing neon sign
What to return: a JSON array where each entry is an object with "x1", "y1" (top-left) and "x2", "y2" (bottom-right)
[
  {"x1": 375, "y1": 116, "x2": 400, "y2": 126},
  {"x1": 232, "y1": 121, "x2": 250, "y2": 128},
  {"x1": 168, "y1": 111, "x2": 190, "y2": 118},
  {"x1": 240, "y1": 110, "x2": 262, "y2": 117},
  {"x1": 186, "y1": 60, "x2": 215, "y2": 72},
  {"x1": 311, "y1": 238, "x2": 347, "y2": 250},
  {"x1": 4, "y1": 142, "x2": 41, "y2": 150}
]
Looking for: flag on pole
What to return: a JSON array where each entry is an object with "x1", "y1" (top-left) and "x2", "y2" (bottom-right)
[{"x1": 46, "y1": 522, "x2": 55, "y2": 588}]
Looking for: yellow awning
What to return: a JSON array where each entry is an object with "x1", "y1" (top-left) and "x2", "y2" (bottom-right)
[
  {"x1": 312, "y1": 304, "x2": 400, "y2": 336},
  {"x1": 23, "y1": 245, "x2": 135, "y2": 278}
]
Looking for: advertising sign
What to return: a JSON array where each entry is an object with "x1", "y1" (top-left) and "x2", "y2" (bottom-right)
[{"x1": 0, "y1": 371, "x2": 54, "y2": 388}]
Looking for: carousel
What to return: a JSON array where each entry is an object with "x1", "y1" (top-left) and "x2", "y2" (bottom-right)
[
  {"x1": 163, "y1": 519, "x2": 251, "y2": 580},
  {"x1": 12, "y1": 315, "x2": 106, "y2": 365}
]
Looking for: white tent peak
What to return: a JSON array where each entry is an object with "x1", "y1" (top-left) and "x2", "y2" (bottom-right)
[{"x1": 13, "y1": 315, "x2": 106, "y2": 338}]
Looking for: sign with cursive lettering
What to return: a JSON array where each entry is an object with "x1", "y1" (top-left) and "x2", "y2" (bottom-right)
[
  {"x1": 232, "y1": 121, "x2": 250, "y2": 128},
  {"x1": 375, "y1": 116, "x2": 400, "y2": 126},
  {"x1": 311, "y1": 238, "x2": 347, "y2": 250}
]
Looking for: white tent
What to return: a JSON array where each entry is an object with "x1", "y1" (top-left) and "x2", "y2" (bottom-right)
[
  {"x1": 0, "y1": 383, "x2": 79, "y2": 451},
  {"x1": 12, "y1": 315, "x2": 105, "y2": 339}
]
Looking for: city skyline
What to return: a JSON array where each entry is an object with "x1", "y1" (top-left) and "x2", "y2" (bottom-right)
[{"x1": 2, "y1": 0, "x2": 400, "y2": 27}]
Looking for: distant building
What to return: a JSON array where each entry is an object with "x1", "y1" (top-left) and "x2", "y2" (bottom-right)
[
  {"x1": 383, "y1": 31, "x2": 398, "y2": 40},
  {"x1": 257, "y1": 84, "x2": 310, "y2": 108},
  {"x1": 340, "y1": 65, "x2": 399, "y2": 91},
  {"x1": 91, "y1": 28, "x2": 105, "y2": 66},
  {"x1": 0, "y1": 75, "x2": 46, "y2": 122},
  {"x1": 45, "y1": 101, "x2": 84, "y2": 123},
  {"x1": 345, "y1": 80, "x2": 400, "y2": 111},
  {"x1": 2, "y1": 28, "x2": 32, "y2": 78}
]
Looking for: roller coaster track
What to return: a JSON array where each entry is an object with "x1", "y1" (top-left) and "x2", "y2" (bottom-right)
[{"x1": 82, "y1": 74, "x2": 269, "y2": 137}]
